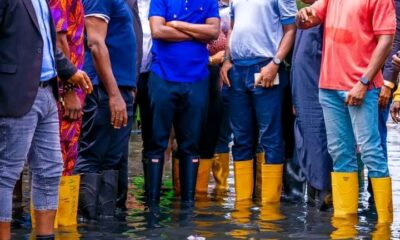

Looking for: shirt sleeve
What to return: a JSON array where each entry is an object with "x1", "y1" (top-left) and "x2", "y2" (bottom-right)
[
  {"x1": 370, "y1": 0, "x2": 396, "y2": 35},
  {"x1": 278, "y1": 0, "x2": 297, "y2": 25},
  {"x1": 50, "y1": 0, "x2": 69, "y2": 32},
  {"x1": 149, "y1": 0, "x2": 167, "y2": 18},
  {"x1": 206, "y1": 0, "x2": 220, "y2": 19},
  {"x1": 311, "y1": 0, "x2": 328, "y2": 22},
  {"x1": 83, "y1": 0, "x2": 112, "y2": 22}
]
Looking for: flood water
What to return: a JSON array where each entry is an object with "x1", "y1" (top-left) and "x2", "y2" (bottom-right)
[{"x1": 12, "y1": 121, "x2": 400, "y2": 239}]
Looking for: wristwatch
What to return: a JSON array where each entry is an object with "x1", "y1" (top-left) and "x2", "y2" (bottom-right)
[
  {"x1": 360, "y1": 76, "x2": 370, "y2": 86},
  {"x1": 223, "y1": 55, "x2": 231, "y2": 62},
  {"x1": 272, "y1": 56, "x2": 282, "y2": 65}
]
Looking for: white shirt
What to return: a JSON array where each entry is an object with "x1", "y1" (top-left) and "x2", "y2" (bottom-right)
[{"x1": 138, "y1": 0, "x2": 152, "y2": 73}]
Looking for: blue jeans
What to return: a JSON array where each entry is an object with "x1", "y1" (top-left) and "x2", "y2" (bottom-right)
[
  {"x1": 144, "y1": 72, "x2": 209, "y2": 160},
  {"x1": 215, "y1": 87, "x2": 232, "y2": 154},
  {"x1": 378, "y1": 98, "x2": 392, "y2": 161},
  {"x1": 0, "y1": 86, "x2": 62, "y2": 222},
  {"x1": 229, "y1": 60, "x2": 287, "y2": 163},
  {"x1": 319, "y1": 89, "x2": 389, "y2": 178}
]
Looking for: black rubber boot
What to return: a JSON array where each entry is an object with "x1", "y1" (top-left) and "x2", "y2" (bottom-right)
[
  {"x1": 145, "y1": 157, "x2": 165, "y2": 207},
  {"x1": 180, "y1": 156, "x2": 199, "y2": 207},
  {"x1": 367, "y1": 177, "x2": 375, "y2": 204},
  {"x1": 98, "y1": 170, "x2": 119, "y2": 218},
  {"x1": 283, "y1": 158, "x2": 306, "y2": 202},
  {"x1": 78, "y1": 173, "x2": 101, "y2": 221}
]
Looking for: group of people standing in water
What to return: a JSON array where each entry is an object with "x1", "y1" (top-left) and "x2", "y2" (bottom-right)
[{"x1": 1, "y1": 0, "x2": 400, "y2": 239}]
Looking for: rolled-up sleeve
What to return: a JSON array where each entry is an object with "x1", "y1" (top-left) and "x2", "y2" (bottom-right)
[
  {"x1": 83, "y1": 0, "x2": 111, "y2": 23},
  {"x1": 149, "y1": 0, "x2": 167, "y2": 18},
  {"x1": 278, "y1": 0, "x2": 297, "y2": 25}
]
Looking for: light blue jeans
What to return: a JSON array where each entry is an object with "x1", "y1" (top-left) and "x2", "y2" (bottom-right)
[
  {"x1": 0, "y1": 86, "x2": 62, "y2": 222},
  {"x1": 319, "y1": 89, "x2": 389, "y2": 178}
]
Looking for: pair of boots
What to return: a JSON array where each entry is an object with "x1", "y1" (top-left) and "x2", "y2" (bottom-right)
[
  {"x1": 331, "y1": 172, "x2": 393, "y2": 223},
  {"x1": 234, "y1": 153, "x2": 283, "y2": 203},
  {"x1": 78, "y1": 170, "x2": 119, "y2": 220},
  {"x1": 195, "y1": 153, "x2": 230, "y2": 194},
  {"x1": 146, "y1": 156, "x2": 199, "y2": 206}
]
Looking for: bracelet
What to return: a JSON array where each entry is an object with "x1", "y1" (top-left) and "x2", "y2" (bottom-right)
[
  {"x1": 384, "y1": 80, "x2": 395, "y2": 89},
  {"x1": 63, "y1": 82, "x2": 75, "y2": 93},
  {"x1": 209, "y1": 56, "x2": 214, "y2": 65}
]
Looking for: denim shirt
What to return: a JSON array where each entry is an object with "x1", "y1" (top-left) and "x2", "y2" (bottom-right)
[{"x1": 31, "y1": 0, "x2": 57, "y2": 81}]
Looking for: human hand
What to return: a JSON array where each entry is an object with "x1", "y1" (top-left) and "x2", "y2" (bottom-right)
[
  {"x1": 345, "y1": 82, "x2": 368, "y2": 106},
  {"x1": 257, "y1": 62, "x2": 279, "y2": 88},
  {"x1": 109, "y1": 94, "x2": 127, "y2": 129},
  {"x1": 297, "y1": 7, "x2": 318, "y2": 24},
  {"x1": 379, "y1": 85, "x2": 392, "y2": 110},
  {"x1": 390, "y1": 101, "x2": 400, "y2": 123},
  {"x1": 392, "y1": 52, "x2": 400, "y2": 72},
  {"x1": 68, "y1": 70, "x2": 93, "y2": 94},
  {"x1": 220, "y1": 60, "x2": 233, "y2": 87},
  {"x1": 63, "y1": 90, "x2": 82, "y2": 121}
]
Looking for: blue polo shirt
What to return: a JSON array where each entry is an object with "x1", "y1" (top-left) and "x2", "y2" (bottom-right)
[
  {"x1": 149, "y1": 0, "x2": 219, "y2": 83},
  {"x1": 82, "y1": 0, "x2": 137, "y2": 88}
]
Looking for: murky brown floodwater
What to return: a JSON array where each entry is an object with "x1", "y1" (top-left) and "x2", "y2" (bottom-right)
[{"x1": 12, "y1": 121, "x2": 400, "y2": 239}]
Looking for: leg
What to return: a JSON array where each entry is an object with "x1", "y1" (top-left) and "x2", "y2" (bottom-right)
[
  {"x1": 349, "y1": 89, "x2": 392, "y2": 223},
  {"x1": 229, "y1": 65, "x2": 256, "y2": 201},
  {"x1": 59, "y1": 89, "x2": 85, "y2": 176},
  {"x1": 0, "y1": 104, "x2": 39, "y2": 239},
  {"x1": 75, "y1": 86, "x2": 111, "y2": 174},
  {"x1": 319, "y1": 89, "x2": 358, "y2": 217},
  {"x1": 174, "y1": 77, "x2": 209, "y2": 204},
  {"x1": 144, "y1": 73, "x2": 177, "y2": 205},
  {"x1": 28, "y1": 87, "x2": 63, "y2": 236}
]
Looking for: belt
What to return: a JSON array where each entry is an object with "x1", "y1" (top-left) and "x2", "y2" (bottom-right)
[{"x1": 39, "y1": 79, "x2": 53, "y2": 88}]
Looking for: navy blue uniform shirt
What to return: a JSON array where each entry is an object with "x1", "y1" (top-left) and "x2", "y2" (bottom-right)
[
  {"x1": 83, "y1": 0, "x2": 137, "y2": 88},
  {"x1": 149, "y1": 0, "x2": 219, "y2": 82}
]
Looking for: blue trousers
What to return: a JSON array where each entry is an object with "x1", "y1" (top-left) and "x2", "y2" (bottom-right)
[
  {"x1": 378, "y1": 98, "x2": 392, "y2": 161},
  {"x1": 144, "y1": 72, "x2": 209, "y2": 160},
  {"x1": 229, "y1": 60, "x2": 287, "y2": 164},
  {"x1": 319, "y1": 89, "x2": 389, "y2": 178},
  {"x1": 74, "y1": 85, "x2": 134, "y2": 197},
  {"x1": 215, "y1": 86, "x2": 232, "y2": 154}
]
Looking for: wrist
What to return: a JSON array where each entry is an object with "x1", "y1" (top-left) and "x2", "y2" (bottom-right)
[
  {"x1": 223, "y1": 55, "x2": 231, "y2": 63},
  {"x1": 359, "y1": 76, "x2": 370, "y2": 86},
  {"x1": 384, "y1": 80, "x2": 395, "y2": 89}
]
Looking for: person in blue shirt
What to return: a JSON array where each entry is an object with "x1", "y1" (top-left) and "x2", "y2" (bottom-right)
[
  {"x1": 73, "y1": 0, "x2": 137, "y2": 220},
  {"x1": 220, "y1": 0, "x2": 297, "y2": 203},
  {"x1": 145, "y1": 0, "x2": 220, "y2": 207}
]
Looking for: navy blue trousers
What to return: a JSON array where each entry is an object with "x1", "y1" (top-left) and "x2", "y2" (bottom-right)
[{"x1": 144, "y1": 72, "x2": 209, "y2": 161}]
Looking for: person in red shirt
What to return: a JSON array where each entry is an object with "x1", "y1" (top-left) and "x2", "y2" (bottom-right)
[{"x1": 297, "y1": 0, "x2": 395, "y2": 224}]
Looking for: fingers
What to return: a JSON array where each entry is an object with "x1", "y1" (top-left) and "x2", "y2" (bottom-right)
[
  {"x1": 345, "y1": 95, "x2": 362, "y2": 106},
  {"x1": 390, "y1": 108, "x2": 399, "y2": 123},
  {"x1": 111, "y1": 107, "x2": 116, "y2": 127},
  {"x1": 83, "y1": 73, "x2": 93, "y2": 94},
  {"x1": 122, "y1": 109, "x2": 128, "y2": 128},
  {"x1": 220, "y1": 69, "x2": 231, "y2": 87}
]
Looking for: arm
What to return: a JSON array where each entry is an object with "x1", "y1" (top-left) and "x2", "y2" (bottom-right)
[
  {"x1": 150, "y1": 16, "x2": 193, "y2": 42},
  {"x1": 220, "y1": 20, "x2": 234, "y2": 87},
  {"x1": 346, "y1": 35, "x2": 394, "y2": 106},
  {"x1": 167, "y1": 18, "x2": 220, "y2": 42},
  {"x1": 85, "y1": 16, "x2": 127, "y2": 128},
  {"x1": 56, "y1": 32, "x2": 70, "y2": 59},
  {"x1": 259, "y1": 23, "x2": 297, "y2": 88}
]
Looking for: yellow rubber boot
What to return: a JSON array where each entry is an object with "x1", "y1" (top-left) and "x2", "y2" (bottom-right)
[
  {"x1": 172, "y1": 157, "x2": 181, "y2": 196},
  {"x1": 255, "y1": 153, "x2": 283, "y2": 203},
  {"x1": 196, "y1": 159, "x2": 213, "y2": 194},
  {"x1": 370, "y1": 177, "x2": 393, "y2": 224},
  {"x1": 331, "y1": 172, "x2": 359, "y2": 218},
  {"x1": 212, "y1": 153, "x2": 230, "y2": 192},
  {"x1": 331, "y1": 215, "x2": 358, "y2": 239},
  {"x1": 234, "y1": 160, "x2": 254, "y2": 201}
]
